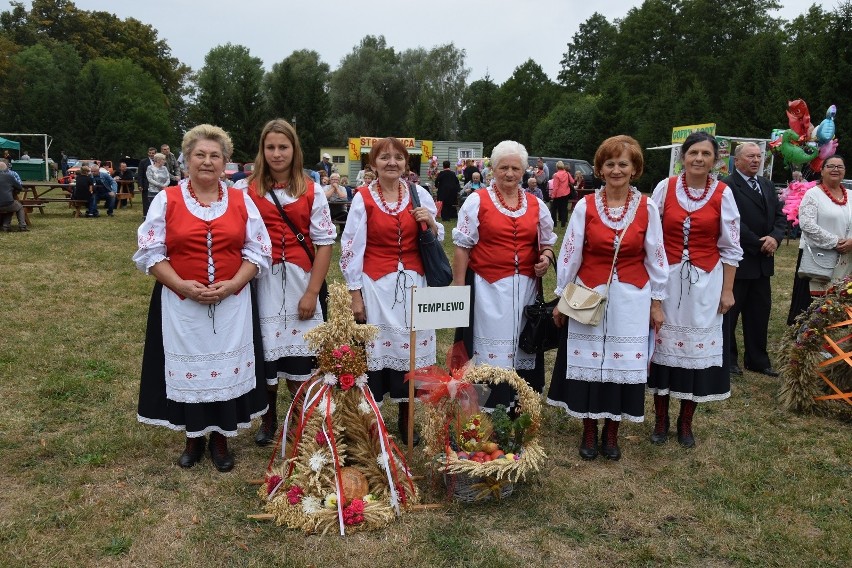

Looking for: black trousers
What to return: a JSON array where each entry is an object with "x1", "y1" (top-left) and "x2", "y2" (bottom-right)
[
  {"x1": 727, "y1": 276, "x2": 772, "y2": 369},
  {"x1": 550, "y1": 196, "x2": 569, "y2": 227}
]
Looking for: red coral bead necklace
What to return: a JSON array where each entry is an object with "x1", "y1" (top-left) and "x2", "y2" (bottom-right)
[
  {"x1": 376, "y1": 179, "x2": 404, "y2": 213},
  {"x1": 820, "y1": 184, "x2": 848, "y2": 206},
  {"x1": 680, "y1": 172, "x2": 712, "y2": 202},
  {"x1": 494, "y1": 185, "x2": 523, "y2": 212},
  {"x1": 601, "y1": 187, "x2": 631, "y2": 223},
  {"x1": 187, "y1": 180, "x2": 223, "y2": 207}
]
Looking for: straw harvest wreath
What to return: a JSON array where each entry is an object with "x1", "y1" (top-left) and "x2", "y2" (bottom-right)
[
  {"x1": 419, "y1": 363, "x2": 546, "y2": 501},
  {"x1": 778, "y1": 275, "x2": 852, "y2": 419},
  {"x1": 258, "y1": 283, "x2": 418, "y2": 535}
]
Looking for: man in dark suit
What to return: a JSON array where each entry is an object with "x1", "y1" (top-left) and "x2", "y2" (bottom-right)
[
  {"x1": 722, "y1": 142, "x2": 787, "y2": 377},
  {"x1": 137, "y1": 147, "x2": 156, "y2": 218}
]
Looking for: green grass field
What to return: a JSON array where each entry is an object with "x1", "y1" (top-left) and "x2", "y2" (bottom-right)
[{"x1": 0, "y1": 202, "x2": 849, "y2": 567}]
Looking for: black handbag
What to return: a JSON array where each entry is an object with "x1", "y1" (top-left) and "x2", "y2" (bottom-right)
[
  {"x1": 519, "y1": 275, "x2": 560, "y2": 354},
  {"x1": 407, "y1": 181, "x2": 453, "y2": 287}
]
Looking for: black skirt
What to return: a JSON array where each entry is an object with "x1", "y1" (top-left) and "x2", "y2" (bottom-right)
[
  {"x1": 546, "y1": 326, "x2": 646, "y2": 421},
  {"x1": 137, "y1": 281, "x2": 268, "y2": 437},
  {"x1": 453, "y1": 268, "x2": 545, "y2": 411},
  {"x1": 647, "y1": 312, "x2": 731, "y2": 403},
  {"x1": 787, "y1": 248, "x2": 814, "y2": 325}
]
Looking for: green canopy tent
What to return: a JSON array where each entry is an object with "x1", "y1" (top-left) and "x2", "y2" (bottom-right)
[{"x1": 0, "y1": 137, "x2": 21, "y2": 152}]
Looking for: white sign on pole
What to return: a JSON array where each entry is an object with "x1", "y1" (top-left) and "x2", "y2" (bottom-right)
[{"x1": 410, "y1": 286, "x2": 471, "y2": 331}]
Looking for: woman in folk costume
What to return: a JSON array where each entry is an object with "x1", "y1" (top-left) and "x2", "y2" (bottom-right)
[
  {"x1": 452, "y1": 140, "x2": 557, "y2": 410},
  {"x1": 340, "y1": 137, "x2": 442, "y2": 445},
  {"x1": 235, "y1": 119, "x2": 337, "y2": 446},
  {"x1": 648, "y1": 131, "x2": 742, "y2": 448},
  {"x1": 547, "y1": 135, "x2": 668, "y2": 461},
  {"x1": 134, "y1": 124, "x2": 272, "y2": 472}
]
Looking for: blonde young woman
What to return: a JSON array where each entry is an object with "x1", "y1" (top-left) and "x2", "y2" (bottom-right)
[{"x1": 236, "y1": 119, "x2": 337, "y2": 446}]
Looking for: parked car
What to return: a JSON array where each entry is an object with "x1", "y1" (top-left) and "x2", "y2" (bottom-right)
[
  {"x1": 528, "y1": 156, "x2": 599, "y2": 189},
  {"x1": 842, "y1": 179, "x2": 852, "y2": 191},
  {"x1": 224, "y1": 162, "x2": 240, "y2": 179},
  {"x1": 242, "y1": 163, "x2": 255, "y2": 175}
]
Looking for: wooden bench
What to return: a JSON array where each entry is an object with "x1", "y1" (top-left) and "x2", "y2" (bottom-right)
[{"x1": 21, "y1": 197, "x2": 88, "y2": 217}]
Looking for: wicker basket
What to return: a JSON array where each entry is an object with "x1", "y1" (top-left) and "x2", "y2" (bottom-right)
[
  {"x1": 423, "y1": 364, "x2": 546, "y2": 502},
  {"x1": 444, "y1": 472, "x2": 514, "y2": 502}
]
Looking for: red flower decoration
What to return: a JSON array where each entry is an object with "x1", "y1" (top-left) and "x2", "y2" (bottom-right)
[
  {"x1": 315, "y1": 431, "x2": 327, "y2": 445},
  {"x1": 339, "y1": 373, "x2": 355, "y2": 390},
  {"x1": 342, "y1": 498, "x2": 365, "y2": 525},
  {"x1": 266, "y1": 475, "x2": 283, "y2": 496},
  {"x1": 285, "y1": 484, "x2": 303, "y2": 504}
]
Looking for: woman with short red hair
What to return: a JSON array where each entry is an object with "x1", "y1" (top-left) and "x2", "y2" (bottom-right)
[
  {"x1": 547, "y1": 135, "x2": 668, "y2": 461},
  {"x1": 340, "y1": 137, "x2": 442, "y2": 444}
]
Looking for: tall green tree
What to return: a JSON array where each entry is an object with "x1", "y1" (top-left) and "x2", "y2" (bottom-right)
[
  {"x1": 531, "y1": 93, "x2": 599, "y2": 161},
  {"x1": 459, "y1": 75, "x2": 501, "y2": 154},
  {"x1": 557, "y1": 12, "x2": 616, "y2": 93},
  {"x1": 399, "y1": 43, "x2": 469, "y2": 140},
  {"x1": 328, "y1": 36, "x2": 407, "y2": 139},
  {"x1": 0, "y1": 0, "x2": 191, "y2": 139},
  {"x1": 192, "y1": 43, "x2": 265, "y2": 162},
  {"x1": 493, "y1": 60, "x2": 561, "y2": 149},
  {"x1": 73, "y1": 58, "x2": 171, "y2": 160},
  {"x1": 0, "y1": 41, "x2": 80, "y2": 155},
  {"x1": 264, "y1": 49, "x2": 332, "y2": 160}
]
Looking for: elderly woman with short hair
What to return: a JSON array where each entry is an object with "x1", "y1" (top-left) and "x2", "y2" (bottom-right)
[
  {"x1": 452, "y1": 140, "x2": 557, "y2": 410},
  {"x1": 134, "y1": 124, "x2": 272, "y2": 472}
]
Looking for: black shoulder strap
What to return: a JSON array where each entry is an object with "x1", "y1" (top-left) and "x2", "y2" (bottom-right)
[{"x1": 267, "y1": 188, "x2": 314, "y2": 264}]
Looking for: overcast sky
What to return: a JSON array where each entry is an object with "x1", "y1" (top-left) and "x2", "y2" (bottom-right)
[{"x1": 1, "y1": 0, "x2": 835, "y2": 83}]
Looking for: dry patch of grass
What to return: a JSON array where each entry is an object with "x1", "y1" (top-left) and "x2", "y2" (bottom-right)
[{"x1": 0, "y1": 204, "x2": 849, "y2": 567}]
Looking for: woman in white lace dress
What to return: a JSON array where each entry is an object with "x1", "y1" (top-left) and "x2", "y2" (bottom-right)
[
  {"x1": 547, "y1": 136, "x2": 667, "y2": 461},
  {"x1": 340, "y1": 137, "x2": 442, "y2": 445},
  {"x1": 647, "y1": 132, "x2": 742, "y2": 450}
]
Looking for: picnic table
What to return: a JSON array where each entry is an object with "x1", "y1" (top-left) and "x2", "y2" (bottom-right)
[
  {"x1": 18, "y1": 182, "x2": 85, "y2": 222},
  {"x1": 116, "y1": 179, "x2": 135, "y2": 208}
]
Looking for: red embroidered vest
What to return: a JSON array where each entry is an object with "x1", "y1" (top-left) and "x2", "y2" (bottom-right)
[
  {"x1": 361, "y1": 186, "x2": 424, "y2": 280},
  {"x1": 469, "y1": 189, "x2": 540, "y2": 283},
  {"x1": 247, "y1": 180, "x2": 316, "y2": 273},
  {"x1": 578, "y1": 193, "x2": 650, "y2": 289},
  {"x1": 165, "y1": 186, "x2": 248, "y2": 296},
  {"x1": 662, "y1": 176, "x2": 725, "y2": 272}
]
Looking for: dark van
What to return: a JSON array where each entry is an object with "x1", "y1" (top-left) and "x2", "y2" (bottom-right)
[{"x1": 528, "y1": 156, "x2": 599, "y2": 189}]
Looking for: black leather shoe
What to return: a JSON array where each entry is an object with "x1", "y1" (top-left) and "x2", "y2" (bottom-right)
[
  {"x1": 178, "y1": 436, "x2": 205, "y2": 468},
  {"x1": 209, "y1": 433, "x2": 234, "y2": 472},
  {"x1": 746, "y1": 366, "x2": 779, "y2": 377},
  {"x1": 730, "y1": 363, "x2": 742, "y2": 376},
  {"x1": 254, "y1": 417, "x2": 277, "y2": 446}
]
